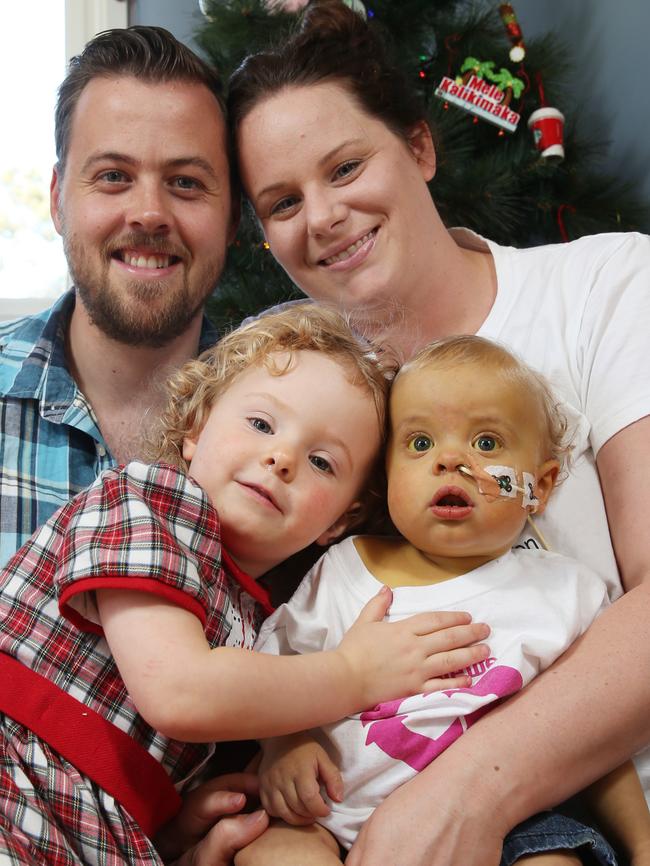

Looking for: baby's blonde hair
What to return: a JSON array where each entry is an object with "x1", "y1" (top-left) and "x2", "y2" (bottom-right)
[
  {"x1": 147, "y1": 302, "x2": 393, "y2": 520},
  {"x1": 397, "y1": 335, "x2": 571, "y2": 472}
]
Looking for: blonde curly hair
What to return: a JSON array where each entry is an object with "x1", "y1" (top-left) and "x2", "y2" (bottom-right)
[{"x1": 146, "y1": 303, "x2": 394, "y2": 523}]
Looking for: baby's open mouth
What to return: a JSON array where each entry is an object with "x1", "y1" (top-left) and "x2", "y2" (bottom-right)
[{"x1": 429, "y1": 487, "x2": 474, "y2": 520}]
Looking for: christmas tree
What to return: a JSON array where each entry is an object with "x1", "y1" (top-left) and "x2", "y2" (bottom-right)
[{"x1": 196, "y1": 0, "x2": 650, "y2": 327}]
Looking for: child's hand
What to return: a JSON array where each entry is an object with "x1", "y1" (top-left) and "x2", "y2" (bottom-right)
[
  {"x1": 258, "y1": 733, "x2": 343, "y2": 826},
  {"x1": 336, "y1": 585, "x2": 490, "y2": 710}
]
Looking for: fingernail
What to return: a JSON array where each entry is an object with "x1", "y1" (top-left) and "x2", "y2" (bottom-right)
[
  {"x1": 244, "y1": 809, "x2": 266, "y2": 825},
  {"x1": 380, "y1": 584, "x2": 390, "y2": 594},
  {"x1": 227, "y1": 793, "x2": 245, "y2": 809}
]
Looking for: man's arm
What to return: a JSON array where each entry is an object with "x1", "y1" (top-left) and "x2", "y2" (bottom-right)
[{"x1": 347, "y1": 416, "x2": 650, "y2": 866}]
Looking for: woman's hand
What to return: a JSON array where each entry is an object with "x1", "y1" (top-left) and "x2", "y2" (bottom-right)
[
  {"x1": 346, "y1": 760, "x2": 506, "y2": 866},
  {"x1": 259, "y1": 733, "x2": 343, "y2": 825},
  {"x1": 155, "y1": 773, "x2": 268, "y2": 865}
]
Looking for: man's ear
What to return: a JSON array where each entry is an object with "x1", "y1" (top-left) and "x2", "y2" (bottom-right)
[
  {"x1": 406, "y1": 121, "x2": 436, "y2": 181},
  {"x1": 315, "y1": 502, "x2": 364, "y2": 547},
  {"x1": 50, "y1": 166, "x2": 63, "y2": 236},
  {"x1": 531, "y1": 460, "x2": 559, "y2": 515}
]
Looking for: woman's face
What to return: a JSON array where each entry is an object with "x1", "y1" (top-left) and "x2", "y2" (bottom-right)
[{"x1": 237, "y1": 82, "x2": 437, "y2": 316}]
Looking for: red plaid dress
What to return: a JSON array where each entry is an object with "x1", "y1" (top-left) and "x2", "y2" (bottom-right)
[{"x1": 0, "y1": 461, "x2": 273, "y2": 865}]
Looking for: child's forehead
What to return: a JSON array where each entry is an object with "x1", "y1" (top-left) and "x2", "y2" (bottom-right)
[{"x1": 391, "y1": 360, "x2": 535, "y2": 423}]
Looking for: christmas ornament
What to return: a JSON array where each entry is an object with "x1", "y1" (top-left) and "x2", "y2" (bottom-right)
[
  {"x1": 528, "y1": 107, "x2": 565, "y2": 160},
  {"x1": 263, "y1": 0, "x2": 309, "y2": 11},
  {"x1": 342, "y1": 0, "x2": 367, "y2": 15},
  {"x1": 263, "y1": 0, "x2": 366, "y2": 13},
  {"x1": 435, "y1": 56, "x2": 524, "y2": 133},
  {"x1": 499, "y1": 3, "x2": 526, "y2": 63}
]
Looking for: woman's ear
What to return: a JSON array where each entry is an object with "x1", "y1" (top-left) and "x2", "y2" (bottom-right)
[
  {"x1": 315, "y1": 502, "x2": 364, "y2": 547},
  {"x1": 407, "y1": 121, "x2": 436, "y2": 181},
  {"x1": 531, "y1": 460, "x2": 560, "y2": 515}
]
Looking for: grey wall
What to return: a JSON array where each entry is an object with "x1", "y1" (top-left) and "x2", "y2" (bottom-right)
[
  {"x1": 516, "y1": 0, "x2": 650, "y2": 202},
  {"x1": 129, "y1": 0, "x2": 204, "y2": 52},
  {"x1": 130, "y1": 0, "x2": 650, "y2": 204}
]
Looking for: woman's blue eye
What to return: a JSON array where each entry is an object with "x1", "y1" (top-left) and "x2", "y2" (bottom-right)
[
  {"x1": 474, "y1": 435, "x2": 497, "y2": 452},
  {"x1": 335, "y1": 160, "x2": 361, "y2": 179},
  {"x1": 408, "y1": 435, "x2": 432, "y2": 453},
  {"x1": 249, "y1": 417, "x2": 272, "y2": 434},
  {"x1": 270, "y1": 196, "x2": 298, "y2": 215},
  {"x1": 310, "y1": 455, "x2": 332, "y2": 473}
]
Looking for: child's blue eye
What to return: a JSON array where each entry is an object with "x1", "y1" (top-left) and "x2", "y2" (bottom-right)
[
  {"x1": 310, "y1": 455, "x2": 332, "y2": 473},
  {"x1": 408, "y1": 435, "x2": 432, "y2": 453},
  {"x1": 474, "y1": 435, "x2": 498, "y2": 452},
  {"x1": 249, "y1": 417, "x2": 272, "y2": 434}
]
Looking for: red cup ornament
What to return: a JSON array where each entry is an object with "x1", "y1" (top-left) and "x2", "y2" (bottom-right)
[{"x1": 527, "y1": 107, "x2": 565, "y2": 160}]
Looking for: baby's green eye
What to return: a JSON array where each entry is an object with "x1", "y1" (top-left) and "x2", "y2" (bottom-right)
[
  {"x1": 408, "y1": 435, "x2": 433, "y2": 453},
  {"x1": 474, "y1": 435, "x2": 498, "y2": 452}
]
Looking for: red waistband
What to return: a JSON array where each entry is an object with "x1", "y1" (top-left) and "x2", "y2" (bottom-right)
[{"x1": 0, "y1": 652, "x2": 181, "y2": 838}]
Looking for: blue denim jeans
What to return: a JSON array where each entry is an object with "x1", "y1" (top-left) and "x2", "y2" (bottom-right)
[{"x1": 501, "y1": 810, "x2": 618, "y2": 865}]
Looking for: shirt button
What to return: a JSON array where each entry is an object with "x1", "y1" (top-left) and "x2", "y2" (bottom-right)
[{"x1": 97, "y1": 444, "x2": 106, "y2": 457}]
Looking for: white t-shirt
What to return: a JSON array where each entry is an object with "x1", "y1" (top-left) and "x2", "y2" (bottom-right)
[
  {"x1": 460, "y1": 230, "x2": 650, "y2": 796},
  {"x1": 256, "y1": 539, "x2": 610, "y2": 849},
  {"x1": 453, "y1": 230, "x2": 650, "y2": 597}
]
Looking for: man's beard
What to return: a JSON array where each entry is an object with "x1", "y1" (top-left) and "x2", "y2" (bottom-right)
[{"x1": 63, "y1": 232, "x2": 223, "y2": 348}]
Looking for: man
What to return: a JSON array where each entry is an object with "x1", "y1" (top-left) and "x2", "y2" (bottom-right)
[
  {"x1": 0, "y1": 25, "x2": 236, "y2": 565},
  {"x1": 0, "y1": 25, "x2": 266, "y2": 864}
]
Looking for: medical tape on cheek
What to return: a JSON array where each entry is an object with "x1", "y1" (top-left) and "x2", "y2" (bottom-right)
[
  {"x1": 460, "y1": 455, "x2": 535, "y2": 509},
  {"x1": 522, "y1": 471, "x2": 539, "y2": 509}
]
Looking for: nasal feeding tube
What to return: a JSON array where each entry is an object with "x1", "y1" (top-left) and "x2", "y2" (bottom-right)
[{"x1": 456, "y1": 456, "x2": 551, "y2": 550}]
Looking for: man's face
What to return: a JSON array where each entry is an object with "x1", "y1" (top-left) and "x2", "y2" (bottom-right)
[{"x1": 51, "y1": 75, "x2": 236, "y2": 347}]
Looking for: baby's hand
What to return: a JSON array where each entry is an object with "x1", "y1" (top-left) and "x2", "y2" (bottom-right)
[
  {"x1": 259, "y1": 733, "x2": 342, "y2": 826},
  {"x1": 336, "y1": 585, "x2": 490, "y2": 710}
]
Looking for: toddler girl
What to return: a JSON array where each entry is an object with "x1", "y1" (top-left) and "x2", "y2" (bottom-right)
[{"x1": 0, "y1": 305, "x2": 487, "y2": 864}]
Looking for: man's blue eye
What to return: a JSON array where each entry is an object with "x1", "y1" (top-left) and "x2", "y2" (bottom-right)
[{"x1": 408, "y1": 435, "x2": 432, "y2": 453}]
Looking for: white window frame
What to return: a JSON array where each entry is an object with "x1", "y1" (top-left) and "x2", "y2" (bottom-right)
[{"x1": 65, "y1": 0, "x2": 128, "y2": 60}]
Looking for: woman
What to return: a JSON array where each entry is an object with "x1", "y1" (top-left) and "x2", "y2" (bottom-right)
[{"x1": 227, "y1": 2, "x2": 650, "y2": 865}]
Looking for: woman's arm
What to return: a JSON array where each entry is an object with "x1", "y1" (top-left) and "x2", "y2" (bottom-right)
[{"x1": 347, "y1": 416, "x2": 650, "y2": 866}]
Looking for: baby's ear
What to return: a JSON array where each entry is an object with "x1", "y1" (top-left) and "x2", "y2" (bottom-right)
[
  {"x1": 531, "y1": 460, "x2": 560, "y2": 515},
  {"x1": 315, "y1": 502, "x2": 364, "y2": 547}
]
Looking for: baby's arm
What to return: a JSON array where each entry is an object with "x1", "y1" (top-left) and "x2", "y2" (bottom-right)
[
  {"x1": 96, "y1": 586, "x2": 489, "y2": 742},
  {"x1": 258, "y1": 733, "x2": 342, "y2": 825},
  {"x1": 586, "y1": 761, "x2": 650, "y2": 865}
]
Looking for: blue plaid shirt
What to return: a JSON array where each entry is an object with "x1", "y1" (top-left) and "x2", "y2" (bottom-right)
[{"x1": 0, "y1": 290, "x2": 219, "y2": 567}]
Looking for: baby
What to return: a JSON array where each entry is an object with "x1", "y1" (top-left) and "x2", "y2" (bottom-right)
[{"x1": 245, "y1": 335, "x2": 650, "y2": 866}]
